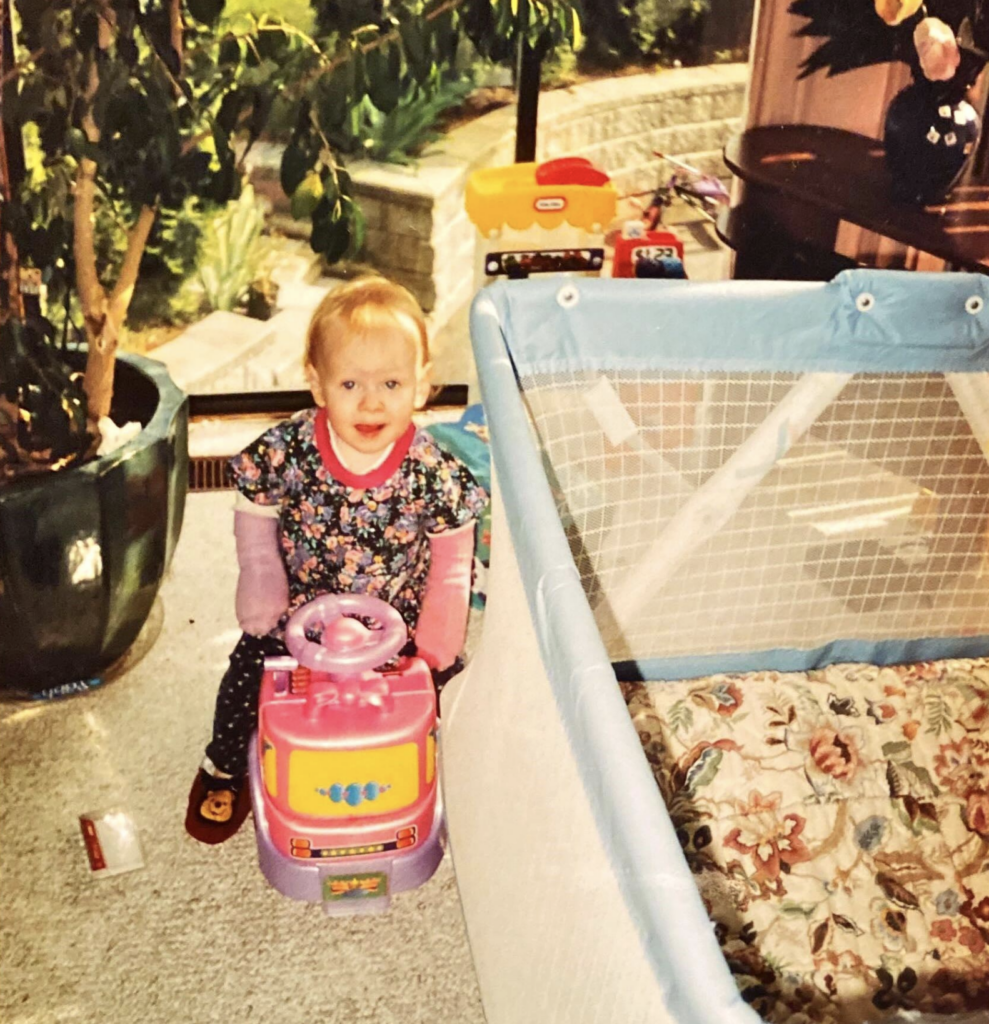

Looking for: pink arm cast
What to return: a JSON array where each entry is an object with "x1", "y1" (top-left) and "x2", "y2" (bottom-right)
[
  {"x1": 234, "y1": 510, "x2": 289, "y2": 636},
  {"x1": 414, "y1": 522, "x2": 476, "y2": 671}
]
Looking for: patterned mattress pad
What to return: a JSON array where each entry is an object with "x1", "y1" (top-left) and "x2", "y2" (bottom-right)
[{"x1": 623, "y1": 659, "x2": 989, "y2": 1023}]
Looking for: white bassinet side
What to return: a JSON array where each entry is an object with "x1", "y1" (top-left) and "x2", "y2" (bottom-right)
[
  {"x1": 441, "y1": 490, "x2": 674, "y2": 1024},
  {"x1": 440, "y1": 293, "x2": 760, "y2": 1024}
]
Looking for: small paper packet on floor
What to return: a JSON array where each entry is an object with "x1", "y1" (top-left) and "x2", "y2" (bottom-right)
[{"x1": 79, "y1": 809, "x2": 145, "y2": 878}]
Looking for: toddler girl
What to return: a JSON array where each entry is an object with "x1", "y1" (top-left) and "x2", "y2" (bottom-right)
[{"x1": 185, "y1": 276, "x2": 487, "y2": 844}]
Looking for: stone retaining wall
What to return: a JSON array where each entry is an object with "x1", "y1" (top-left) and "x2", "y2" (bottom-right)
[{"x1": 249, "y1": 64, "x2": 747, "y2": 330}]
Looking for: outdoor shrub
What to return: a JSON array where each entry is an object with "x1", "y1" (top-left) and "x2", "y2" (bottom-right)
[
  {"x1": 643, "y1": 0, "x2": 710, "y2": 62},
  {"x1": 578, "y1": 0, "x2": 751, "y2": 67},
  {"x1": 127, "y1": 197, "x2": 223, "y2": 329},
  {"x1": 199, "y1": 184, "x2": 268, "y2": 313},
  {"x1": 336, "y1": 74, "x2": 475, "y2": 164}
]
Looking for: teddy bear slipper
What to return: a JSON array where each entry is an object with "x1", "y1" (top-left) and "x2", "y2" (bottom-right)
[{"x1": 185, "y1": 768, "x2": 251, "y2": 845}]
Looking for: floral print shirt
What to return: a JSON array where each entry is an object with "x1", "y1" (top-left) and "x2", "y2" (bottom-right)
[{"x1": 229, "y1": 407, "x2": 488, "y2": 637}]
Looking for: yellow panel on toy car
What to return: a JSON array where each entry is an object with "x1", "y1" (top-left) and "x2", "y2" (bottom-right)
[{"x1": 288, "y1": 744, "x2": 420, "y2": 817}]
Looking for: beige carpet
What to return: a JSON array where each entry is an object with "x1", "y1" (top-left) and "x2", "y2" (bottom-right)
[{"x1": 0, "y1": 492, "x2": 485, "y2": 1024}]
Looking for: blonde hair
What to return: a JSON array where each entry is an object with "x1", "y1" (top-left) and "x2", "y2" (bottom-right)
[{"x1": 304, "y1": 276, "x2": 429, "y2": 369}]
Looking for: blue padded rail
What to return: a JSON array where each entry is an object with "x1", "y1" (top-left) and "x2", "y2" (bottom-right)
[{"x1": 486, "y1": 270, "x2": 989, "y2": 375}]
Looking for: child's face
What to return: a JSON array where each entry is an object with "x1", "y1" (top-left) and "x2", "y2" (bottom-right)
[{"x1": 305, "y1": 320, "x2": 430, "y2": 457}]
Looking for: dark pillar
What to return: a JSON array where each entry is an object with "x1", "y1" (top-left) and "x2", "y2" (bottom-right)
[{"x1": 514, "y1": 0, "x2": 540, "y2": 163}]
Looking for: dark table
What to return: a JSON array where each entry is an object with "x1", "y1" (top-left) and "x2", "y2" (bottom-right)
[{"x1": 721, "y1": 124, "x2": 989, "y2": 279}]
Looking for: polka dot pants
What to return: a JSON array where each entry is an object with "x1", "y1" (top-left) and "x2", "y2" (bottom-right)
[{"x1": 205, "y1": 632, "x2": 287, "y2": 778}]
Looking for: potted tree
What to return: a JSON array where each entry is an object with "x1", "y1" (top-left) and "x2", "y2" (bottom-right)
[{"x1": 0, "y1": 0, "x2": 253, "y2": 696}]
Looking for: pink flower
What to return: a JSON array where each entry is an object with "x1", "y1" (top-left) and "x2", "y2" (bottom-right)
[
  {"x1": 809, "y1": 727, "x2": 860, "y2": 781},
  {"x1": 914, "y1": 17, "x2": 961, "y2": 82},
  {"x1": 875, "y1": 0, "x2": 922, "y2": 26},
  {"x1": 958, "y1": 926, "x2": 986, "y2": 954},
  {"x1": 931, "y1": 918, "x2": 956, "y2": 942},
  {"x1": 724, "y1": 790, "x2": 811, "y2": 882},
  {"x1": 934, "y1": 737, "x2": 989, "y2": 798},
  {"x1": 964, "y1": 791, "x2": 989, "y2": 837}
]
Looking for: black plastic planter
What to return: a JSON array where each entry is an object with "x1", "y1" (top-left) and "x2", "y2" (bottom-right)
[{"x1": 0, "y1": 351, "x2": 188, "y2": 697}]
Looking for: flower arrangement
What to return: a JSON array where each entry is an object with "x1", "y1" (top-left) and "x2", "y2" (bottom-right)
[
  {"x1": 789, "y1": 0, "x2": 988, "y2": 203},
  {"x1": 789, "y1": 0, "x2": 989, "y2": 93}
]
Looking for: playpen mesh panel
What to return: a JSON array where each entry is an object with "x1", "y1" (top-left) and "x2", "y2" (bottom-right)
[{"x1": 518, "y1": 369, "x2": 989, "y2": 666}]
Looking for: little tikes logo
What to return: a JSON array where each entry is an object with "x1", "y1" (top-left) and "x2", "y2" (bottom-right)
[{"x1": 534, "y1": 196, "x2": 566, "y2": 212}]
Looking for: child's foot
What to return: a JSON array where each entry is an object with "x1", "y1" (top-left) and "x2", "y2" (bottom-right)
[
  {"x1": 184, "y1": 767, "x2": 250, "y2": 844},
  {"x1": 430, "y1": 657, "x2": 465, "y2": 698}
]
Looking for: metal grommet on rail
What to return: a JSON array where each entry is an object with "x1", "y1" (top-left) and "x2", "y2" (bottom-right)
[
  {"x1": 557, "y1": 284, "x2": 580, "y2": 309},
  {"x1": 965, "y1": 295, "x2": 984, "y2": 315},
  {"x1": 855, "y1": 292, "x2": 875, "y2": 313}
]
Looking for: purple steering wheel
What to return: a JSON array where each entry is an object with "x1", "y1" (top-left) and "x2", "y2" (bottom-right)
[{"x1": 284, "y1": 594, "x2": 407, "y2": 675}]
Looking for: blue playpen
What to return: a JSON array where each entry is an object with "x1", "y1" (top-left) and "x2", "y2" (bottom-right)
[{"x1": 442, "y1": 272, "x2": 989, "y2": 1024}]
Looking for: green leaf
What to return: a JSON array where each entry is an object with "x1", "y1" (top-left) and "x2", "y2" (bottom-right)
[
  {"x1": 75, "y1": 10, "x2": 100, "y2": 52},
  {"x1": 217, "y1": 90, "x2": 248, "y2": 135},
  {"x1": 362, "y1": 77, "x2": 472, "y2": 164},
  {"x1": 319, "y1": 169, "x2": 340, "y2": 206},
  {"x1": 881, "y1": 741, "x2": 910, "y2": 761},
  {"x1": 432, "y1": 8, "x2": 459, "y2": 65},
  {"x1": 280, "y1": 137, "x2": 315, "y2": 197},
  {"x1": 901, "y1": 761, "x2": 939, "y2": 796},
  {"x1": 290, "y1": 172, "x2": 324, "y2": 220},
  {"x1": 239, "y1": 59, "x2": 279, "y2": 88},
  {"x1": 684, "y1": 748, "x2": 723, "y2": 793},
  {"x1": 247, "y1": 88, "x2": 273, "y2": 141},
  {"x1": 317, "y1": 62, "x2": 353, "y2": 128},
  {"x1": 349, "y1": 47, "x2": 367, "y2": 106},
  {"x1": 779, "y1": 900, "x2": 819, "y2": 918},
  {"x1": 187, "y1": 0, "x2": 226, "y2": 27},
  {"x1": 668, "y1": 698, "x2": 694, "y2": 735},
  {"x1": 398, "y1": 14, "x2": 431, "y2": 80},
  {"x1": 310, "y1": 208, "x2": 350, "y2": 264},
  {"x1": 218, "y1": 33, "x2": 242, "y2": 65},
  {"x1": 924, "y1": 694, "x2": 952, "y2": 736},
  {"x1": 366, "y1": 44, "x2": 403, "y2": 113},
  {"x1": 198, "y1": 185, "x2": 265, "y2": 311},
  {"x1": 256, "y1": 25, "x2": 288, "y2": 61},
  {"x1": 118, "y1": 34, "x2": 139, "y2": 67},
  {"x1": 341, "y1": 195, "x2": 366, "y2": 258},
  {"x1": 335, "y1": 166, "x2": 353, "y2": 196}
]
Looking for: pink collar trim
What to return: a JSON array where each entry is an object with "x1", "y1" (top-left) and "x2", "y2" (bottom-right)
[{"x1": 314, "y1": 408, "x2": 415, "y2": 488}]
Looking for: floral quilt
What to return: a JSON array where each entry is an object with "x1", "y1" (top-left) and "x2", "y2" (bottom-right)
[{"x1": 622, "y1": 659, "x2": 989, "y2": 1022}]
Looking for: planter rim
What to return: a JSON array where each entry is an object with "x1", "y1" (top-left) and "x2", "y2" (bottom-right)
[{"x1": 1, "y1": 349, "x2": 186, "y2": 497}]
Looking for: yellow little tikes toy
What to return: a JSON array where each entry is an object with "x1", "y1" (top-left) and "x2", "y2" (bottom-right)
[{"x1": 466, "y1": 157, "x2": 617, "y2": 282}]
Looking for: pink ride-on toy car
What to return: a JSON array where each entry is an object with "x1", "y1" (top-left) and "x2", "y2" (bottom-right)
[{"x1": 247, "y1": 593, "x2": 443, "y2": 915}]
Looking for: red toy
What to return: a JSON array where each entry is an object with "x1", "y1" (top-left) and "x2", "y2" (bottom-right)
[{"x1": 611, "y1": 225, "x2": 686, "y2": 279}]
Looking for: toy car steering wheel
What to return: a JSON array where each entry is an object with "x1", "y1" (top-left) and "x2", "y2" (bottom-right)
[{"x1": 284, "y1": 594, "x2": 407, "y2": 675}]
